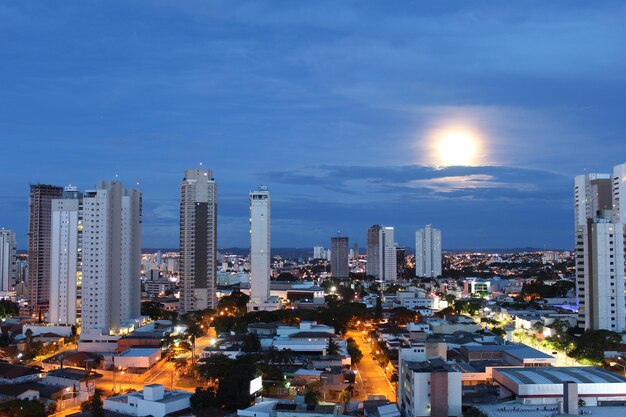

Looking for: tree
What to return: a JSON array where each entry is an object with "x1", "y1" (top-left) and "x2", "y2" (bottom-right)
[
  {"x1": 216, "y1": 356, "x2": 259, "y2": 409},
  {"x1": 276, "y1": 272, "x2": 297, "y2": 282},
  {"x1": 190, "y1": 387, "x2": 218, "y2": 409},
  {"x1": 80, "y1": 389, "x2": 104, "y2": 417},
  {"x1": 0, "y1": 300, "x2": 18, "y2": 320},
  {"x1": 197, "y1": 354, "x2": 233, "y2": 382},
  {"x1": 463, "y1": 406, "x2": 488, "y2": 417},
  {"x1": 241, "y1": 333, "x2": 261, "y2": 353},
  {"x1": 304, "y1": 390, "x2": 321, "y2": 406},
  {"x1": 0, "y1": 399, "x2": 47, "y2": 417},
  {"x1": 374, "y1": 296, "x2": 383, "y2": 320},
  {"x1": 346, "y1": 337, "x2": 363, "y2": 363},
  {"x1": 327, "y1": 338, "x2": 340, "y2": 356}
]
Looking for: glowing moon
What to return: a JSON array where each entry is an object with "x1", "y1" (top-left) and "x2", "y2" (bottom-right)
[{"x1": 435, "y1": 131, "x2": 478, "y2": 166}]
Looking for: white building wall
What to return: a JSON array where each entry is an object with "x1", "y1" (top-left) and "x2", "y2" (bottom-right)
[
  {"x1": 0, "y1": 230, "x2": 16, "y2": 292},
  {"x1": 250, "y1": 186, "x2": 270, "y2": 303},
  {"x1": 416, "y1": 225, "x2": 442, "y2": 278},
  {"x1": 81, "y1": 182, "x2": 141, "y2": 337},
  {"x1": 613, "y1": 163, "x2": 626, "y2": 224},
  {"x1": 382, "y1": 227, "x2": 397, "y2": 282},
  {"x1": 49, "y1": 198, "x2": 80, "y2": 325}
]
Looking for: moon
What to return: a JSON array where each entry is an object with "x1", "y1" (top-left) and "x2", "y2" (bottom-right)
[{"x1": 435, "y1": 131, "x2": 478, "y2": 166}]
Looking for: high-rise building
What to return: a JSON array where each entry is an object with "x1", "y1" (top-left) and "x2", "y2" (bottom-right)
[
  {"x1": 415, "y1": 225, "x2": 442, "y2": 278},
  {"x1": 331, "y1": 236, "x2": 349, "y2": 278},
  {"x1": 313, "y1": 246, "x2": 325, "y2": 259},
  {"x1": 179, "y1": 169, "x2": 217, "y2": 313},
  {"x1": 49, "y1": 186, "x2": 82, "y2": 325},
  {"x1": 367, "y1": 225, "x2": 397, "y2": 281},
  {"x1": 382, "y1": 227, "x2": 397, "y2": 282},
  {"x1": 81, "y1": 181, "x2": 141, "y2": 336},
  {"x1": 366, "y1": 225, "x2": 382, "y2": 278},
  {"x1": 575, "y1": 164, "x2": 626, "y2": 332},
  {"x1": 250, "y1": 186, "x2": 271, "y2": 304},
  {"x1": 28, "y1": 184, "x2": 64, "y2": 315},
  {"x1": 396, "y1": 245, "x2": 406, "y2": 280},
  {"x1": 0, "y1": 229, "x2": 17, "y2": 292}
]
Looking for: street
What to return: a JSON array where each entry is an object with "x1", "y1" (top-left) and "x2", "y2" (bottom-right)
[{"x1": 346, "y1": 330, "x2": 396, "y2": 402}]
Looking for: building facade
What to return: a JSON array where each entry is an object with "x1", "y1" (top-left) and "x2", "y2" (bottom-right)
[
  {"x1": 382, "y1": 227, "x2": 397, "y2": 282},
  {"x1": 28, "y1": 184, "x2": 64, "y2": 315},
  {"x1": 250, "y1": 186, "x2": 271, "y2": 304},
  {"x1": 81, "y1": 181, "x2": 141, "y2": 336},
  {"x1": 49, "y1": 186, "x2": 82, "y2": 325},
  {"x1": 330, "y1": 236, "x2": 349, "y2": 278},
  {"x1": 415, "y1": 225, "x2": 442, "y2": 278},
  {"x1": 179, "y1": 169, "x2": 217, "y2": 313},
  {"x1": 575, "y1": 164, "x2": 626, "y2": 331},
  {"x1": 0, "y1": 229, "x2": 16, "y2": 293},
  {"x1": 367, "y1": 225, "x2": 382, "y2": 278}
]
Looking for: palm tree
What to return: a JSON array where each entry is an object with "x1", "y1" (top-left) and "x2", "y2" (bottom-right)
[{"x1": 327, "y1": 338, "x2": 340, "y2": 356}]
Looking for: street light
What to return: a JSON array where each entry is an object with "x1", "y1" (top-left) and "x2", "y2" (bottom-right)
[{"x1": 609, "y1": 357, "x2": 626, "y2": 378}]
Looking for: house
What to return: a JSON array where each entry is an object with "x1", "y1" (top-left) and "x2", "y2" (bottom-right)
[
  {"x1": 0, "y1": 363, "x2": 44, "y2": 384},
  {"x1": 43, "y1": 368, "x2": 102, "y2": 400}
]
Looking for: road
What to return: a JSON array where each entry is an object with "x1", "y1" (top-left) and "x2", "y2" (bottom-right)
[
  {"x1": 346, "y1": 330, "x2": 396, "y2": 402},
  {"x1": 95, "y1": 333, "x2": 214, "y2": 395}
]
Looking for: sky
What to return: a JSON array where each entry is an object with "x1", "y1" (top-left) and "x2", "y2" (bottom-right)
[{"x1": 1, "y1": 1, "x2": 626, "y2": 250}]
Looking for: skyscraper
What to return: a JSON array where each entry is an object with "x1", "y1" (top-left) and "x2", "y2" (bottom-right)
[
  {"x1": 179, "y1": 169, "x2": 217, "y2": 313},
  {"x1": 0, "y1": 229, "x2": 17, "y2": 293},
  {"x1": 367, "y1": 225, "x2": 382, "y2": 278},
  {"x1": 81, "y1": 181, "x2": 141, "y2": 336},
  {"x1": 49, "y1": 186, "x2": 82, "y2": 325},
  {"x1": 381, "y1": 227, "x2": 397, "y2": 282},
  {"x1": 396, "y1": 245, "x2": 406, "y2": 281},
  {"x1": 575, "y1": 164, "x2": 626, "y2": 331},
  {"x1": 367, "y1": 225, "x2": 397, "y2": 281},
  {"x1": 331, "y1": 236, "x2": 349, "y2": 278},
  {"x1": 250, "y1": 186, "x2": 270, "y2": 304},
  {"x1": 28, "y1": 184, "x2": 63, "y2": 315},
  {"x1": 415, "y1": 225, "x2": 442, "y2": 278}
]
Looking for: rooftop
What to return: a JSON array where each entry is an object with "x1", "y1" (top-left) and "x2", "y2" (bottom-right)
[
  {"x1": 118, "y1": 347, "x2": 160, "y2": 357},
  {"x1": 0, "y1": 363, "x2": 42, "y2": 379},
  {"x1": 47, "y1": 368, "x2": 102, "y2": 381},
  {"x1": 495, "y1": 366, "x2": 626, "y2": 385}
]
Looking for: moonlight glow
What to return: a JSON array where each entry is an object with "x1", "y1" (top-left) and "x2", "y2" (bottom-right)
[{"x1": 435, "y1": 130, "x2": 479, "y2": 166}]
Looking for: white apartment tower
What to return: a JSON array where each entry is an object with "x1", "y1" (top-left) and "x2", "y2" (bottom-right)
[
  {"x1": 179, "y1": 169, "x2": 217, "y2": 313},
  {"x1": 415, "y1": 225, "x2": 442, "y2": 278},
  {"x1": 382, "y1": 227, "x2": 397, "y2": 282},
  {"x1": 49, "y1": 186, "x2": 82, "y2": 325},
  {"x1": 575, "y1": 164, "x2": 626, "y2": 332},
  {"x1": 249, "y1": 186, "x2": 270, "y2": 304},
  {"x1": 0, "y1": 229, "x2": 17, "y2": 292},
  {"x1": 367, "y1": 225, "x2": 397, "y2": 281},
  {"x1": 81, "y1": 181, "x2": 142, "y2": 336}
]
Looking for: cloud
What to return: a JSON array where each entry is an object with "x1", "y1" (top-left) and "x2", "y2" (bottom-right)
[{"x1": 266, "y1": 164, "x2": 570, "y2": 203}]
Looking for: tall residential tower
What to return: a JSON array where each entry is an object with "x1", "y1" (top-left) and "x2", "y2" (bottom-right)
[
  {"x1": 179, "y1": 169, "x2": 218, "y2": 313},
  {"x1": 249, "y1": 186, "x2": 271, "y2": 304},
  {"x1": 575, "y1": 164, "x2": 626, "y2": 332},
  {"x1": 0, "y1": 229, "x2": 17, "y2": 293},
  {"x1": 81, "y1": 181, "x2": 141, "y2": 336},
  {"x1": 415, "y1": 225, "x2": 442, "y2": 278},
  {"x1": 49, "y1": 186, "x2": 82, "y2": 325},
  {"x1": 331, "y1": 236, "x2": 349, "y2": 278},
  {"x1": 27, "y1": 184, "x2": 64, "y2": 315}
]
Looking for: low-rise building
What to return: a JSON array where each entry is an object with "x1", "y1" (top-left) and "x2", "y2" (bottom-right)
[
  {"x1": 0, "y1": 363, "x2": 44, "y2": 384},
  {"x1": 113, "y1": 347, "x2": 162, "y2": 371},
  {"x1": 103, "y1": 384, "x2": 191, "y2": 417}
]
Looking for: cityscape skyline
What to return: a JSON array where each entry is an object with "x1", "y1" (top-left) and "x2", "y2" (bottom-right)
[{"x1": 2, "y1": 2, "x2": 626, "y2": 249}]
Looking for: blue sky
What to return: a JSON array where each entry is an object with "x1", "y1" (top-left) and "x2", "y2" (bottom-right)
[{"x1": 1, "y1": 1, "x2": 626, "y2": 249}]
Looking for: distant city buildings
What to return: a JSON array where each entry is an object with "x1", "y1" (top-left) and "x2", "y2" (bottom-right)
[
  {"x1": 81, "y1": 181, "x2": 142, "y2": 336},
  {"x1": 49, "y1": 186, "x2": 82, "y2": 325},
  {"x1": 27, "y1": 184, "x2": 63, "y2": 316},
  {"x1": 0, "y1": 229, "x2": 16, "y2": 293},
  {"x1": 575, "y1": 163, "x2": 626, "y2": 332},
  {"x1": 249, "y1": 186, "x2": 272, "y2": 306},
  {"x1": 179, "y1": 169, "x2": 217, "y2": 313},
  {"x1": 415, "y1": 225, "x2": 442, "y2": 278},
  {"x1": 330, "y1": 236, "x2": 349, "y2": 278}
]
